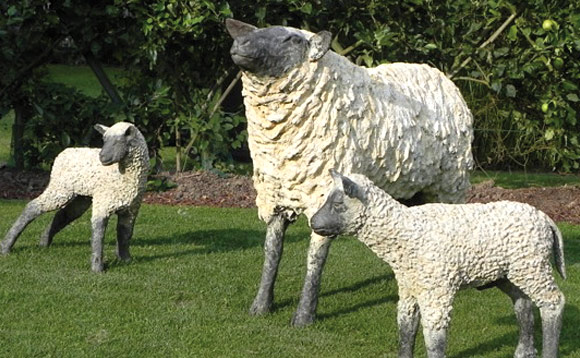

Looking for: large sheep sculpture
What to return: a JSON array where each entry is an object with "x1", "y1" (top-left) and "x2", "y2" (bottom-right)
[
  {"x1": 1, "y1": 122, "x2": 149, "y2": 272},
  {"x1": 226, "y1": 19, "x2": 474, "y2": 326},
  {"x1": 311, "y1": 169, "x2": 566, "y2": 358}
]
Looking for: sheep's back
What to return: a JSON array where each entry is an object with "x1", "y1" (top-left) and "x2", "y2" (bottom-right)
[{"x1": 244, "y1": 55, "x2": 473, "y2": 222}]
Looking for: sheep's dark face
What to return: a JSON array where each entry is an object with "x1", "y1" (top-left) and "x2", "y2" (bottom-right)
[
  {"x1": 95, "y1": 123, "x2": 135, "y2": 166},
  {"x1": 225, "y1": 19, "x2": 331, "y2": 78},
  {"x1": 310, "y1": 170, "x2": 367, "y2": 237}
]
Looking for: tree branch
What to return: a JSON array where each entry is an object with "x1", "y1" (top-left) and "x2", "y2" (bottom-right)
[{"x1": 449, "y1": 12, "x2": 518, "y2": 80}]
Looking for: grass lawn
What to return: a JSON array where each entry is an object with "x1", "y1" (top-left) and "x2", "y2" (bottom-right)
[{"x1": 0, "y1": 203, "x2": 579, "y2": 357}]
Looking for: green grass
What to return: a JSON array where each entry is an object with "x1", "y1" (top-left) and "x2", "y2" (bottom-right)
[
  {"x1": 471, "y1": 169, "x2": 580, "y2": 189},
  {"x1": 0, "y1": 110, "x2": 13, "y2": 164},
  {"x1": 1, "y1": 202, "x2": 579, "y2": 357},
  {"x1": 44, "y1": 64, "x2": 124, "y2": 97}
]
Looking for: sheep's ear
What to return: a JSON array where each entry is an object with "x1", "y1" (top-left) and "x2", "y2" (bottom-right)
[
  {"x1": 124, "y1": 125, "x2": 133, "y2": 137},
  {"x1": 309, "y1": 31, "x2": 332, "y2": 61},
  {"x1": 94, "y1": 124, "x2": 109, "y2": 135},
  {"x1": 225, "y1": 19, "x2": 257, "y2": 39},
  {"x1": 329, "y1": 168, "x2": 343, "y2": 189}
]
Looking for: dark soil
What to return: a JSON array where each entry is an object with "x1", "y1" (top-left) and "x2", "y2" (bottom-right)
[{"x1": 1, "y1": 167, "x2": 579, "y2": 224}]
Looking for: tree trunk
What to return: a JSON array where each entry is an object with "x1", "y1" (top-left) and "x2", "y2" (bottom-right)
[
  {"x1": 84, "y1": 52, "x2": 123, "y2": 105},
  {"x1": 12, "y1": 100, "x2": 30, "y2": 170}
]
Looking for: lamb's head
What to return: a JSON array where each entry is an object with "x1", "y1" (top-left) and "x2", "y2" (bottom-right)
[
  {"x1": 225, "y1": 18, "x2": 332, "y2": 78},
  {"x1": 310, "y1": 169, "x2": 368, "y2": 237},
  {"x1": 95, "y1": 122, "x2": 141, "y2": 166}
]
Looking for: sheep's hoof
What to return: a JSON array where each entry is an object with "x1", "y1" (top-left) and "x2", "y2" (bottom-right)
[
  {"x1": 249, "y1": 299, "x2": 273, "y2": 316},
  {"x1": 116, "y1": 254, "x2": 132, "y2": 263},
  {"x1": 290, "y1": 311, "x2": 315, "y2": 327}
]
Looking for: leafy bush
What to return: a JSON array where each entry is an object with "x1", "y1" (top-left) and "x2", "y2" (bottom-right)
[
  {"x1": 2, "y1": 0, "x2": 578, "y2": 172},
  {"x1": 18, "y1": 81, "x2": 117, "y2": 168},
  {"x1": 225, "y1": 0, "x2": 580, "y2": 171}
]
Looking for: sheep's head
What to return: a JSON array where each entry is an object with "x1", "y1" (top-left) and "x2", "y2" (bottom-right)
[
  {"x1": 225, "y1": 18, "x2": 331, "y2": 78},
  {"x1": 95, "y1": 122, "x2": 138, "y2": 166},
  {"x1": 310, "y1": 169, "x2": 367, "y2": 237}
]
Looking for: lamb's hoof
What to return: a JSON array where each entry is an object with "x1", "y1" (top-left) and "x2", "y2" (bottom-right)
[
  {"x1": 514, "y1": 345, "x2": 537, "y2": 358},
  {"x1": 91, "y1": 263, "x2": 105, "y2": 273},
  {"x1": 0, "y1": 244, "x2": 10, "y2": 255},
  {"x1": 291, "y1": 311, "x2": 315, "y2": 327},
  {"x1": 249, "y1": 299, "x2": 272, "y2": 316}
]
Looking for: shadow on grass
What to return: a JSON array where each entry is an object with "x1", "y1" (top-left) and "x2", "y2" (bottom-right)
[
  {"x1": 272, "y1": 274, "x2": 396, "y2": 319},
  {"x1": 452, "y1": 298, "x2": 580, "y2": 358},
  {"x1": 130, "y1": 227, "x2": 309, "y2": 264}
]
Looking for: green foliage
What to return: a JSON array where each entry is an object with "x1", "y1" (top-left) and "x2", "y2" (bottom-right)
[
  {"x1": 225, "y1": 0, "x2": 580, "y2": 172},
  {"x1": 0, "y1": 202, "x2": 579, "y2": 357},
  {"x1": 19, "y1": 81, "x2": 117, "y2": 168},
  {"x1": 113, "y1": 0, "x2": 245, "y2": 171},
  {"x1": 2, "y1": 0, "x2": 579, "y2": 171}
]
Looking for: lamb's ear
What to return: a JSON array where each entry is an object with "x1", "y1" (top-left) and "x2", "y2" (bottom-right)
[
  {"x1": 309, "y1": 31, "x2": 332, "y2": 61},
  {"x1": 225, "y1": 19, "x2": 257, "y2": 39},
  {"x1": 336, "y1": 173, "x2": 366, "y2": 202},
  {"x1": 94, "y1": 124, "x2": 109, "y2": 135}
]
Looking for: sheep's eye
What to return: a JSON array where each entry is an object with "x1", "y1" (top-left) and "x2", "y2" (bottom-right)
[{"x1": 332, "y1": 201, "x2": 345, "y2": 212}]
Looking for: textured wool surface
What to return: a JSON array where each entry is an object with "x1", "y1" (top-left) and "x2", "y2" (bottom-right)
[
  {"x1": 348, "y1": 173, "x2": 565, "y2": 330},
  {"x1": 36, "y1": 122, "x2": 149, "y2": 217},
  {"x1": 241, "y1": 29, "x2": 474, "y2": 223}
]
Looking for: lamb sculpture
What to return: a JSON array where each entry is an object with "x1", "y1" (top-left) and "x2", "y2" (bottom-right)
[
  {"x1": 226, "y1": 18, "x2": 474, "y2": 326},
  {"x1": 311, "y1": 169, "x2": 566, "y2": 358},
  {"x1": 1, "y1": 122, "x2": 149, "y2": 273}
]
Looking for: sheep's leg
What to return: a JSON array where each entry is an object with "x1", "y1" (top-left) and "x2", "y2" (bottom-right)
[
  {"x1": 39, "y1": 196, "x2": 92, "y2": 248},
  {"x1": 497, "y1": 280, "x2": 537, "y2": 358},
  {"x1": 250, "y1": 214, "x2": 290, "y2": 315},
  {"x1": 116, "y1": 209, "x2": 136, "y2": 262},
  {"x1": 90, "y1": 215, "x2": 109, "y2": 273},
  {"x1": 398, "y1": 294, "x2": 420, "y2": 358},
  {"x1": 291, "y1": 232, "x2": 332, "y2": 327}
]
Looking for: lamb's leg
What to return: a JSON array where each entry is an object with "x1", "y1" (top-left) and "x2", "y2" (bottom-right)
[
  {"x1": 2, "y1": 190, "x2": 72, "y2": 254},
  {"x1": 539, "y1": 298, "x2": 564, "y2": 358},
  {"x1": 508, "y1": 266, "x2": 564, "y2": 358},
  {"x1": 250, "y1": 214, "x2": 290, "y2": 315},
  {"x1": 423, "y1": 327, "x2": 447, "y2": 358},
  {"x1": 116, "y1": 209, "x2": 136, "y2": 262},
  {"x1": 39, "y1": 196, "x2": 92, "y2": 247},
  {"x1": 291, "y1": 232, "x2": 332, "y2": 327},
  {"x1": 90, "y1": 215, "x2": 109, "y2": 273},
  {"x1": 398, "y1": 294, "x2": 420, "y2": 358},
  {"x1": 419, "y1": 292, "x2": 453, "y2": 358},
  {"x1": 1, "y1": 201, "x2": 44, "y2": 254},
  {"x1": 497, "y1": 280, "x2": 537, "y2": 358}
]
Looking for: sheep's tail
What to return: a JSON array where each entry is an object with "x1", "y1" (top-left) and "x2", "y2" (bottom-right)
[{"x1": 547, "y1": 216, "x2": 566, "y2": 280}]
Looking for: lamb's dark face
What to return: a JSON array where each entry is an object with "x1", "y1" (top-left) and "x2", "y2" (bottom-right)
[
  {"x1": 225, "y1": 19, "x2": 331, "y2": 78},
  {"x1": 95, "y1": 123, "x2": 135, "y2": 166},
  {"x1": 310, "y1": 170, "x2": 366, "y2": 237}
]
